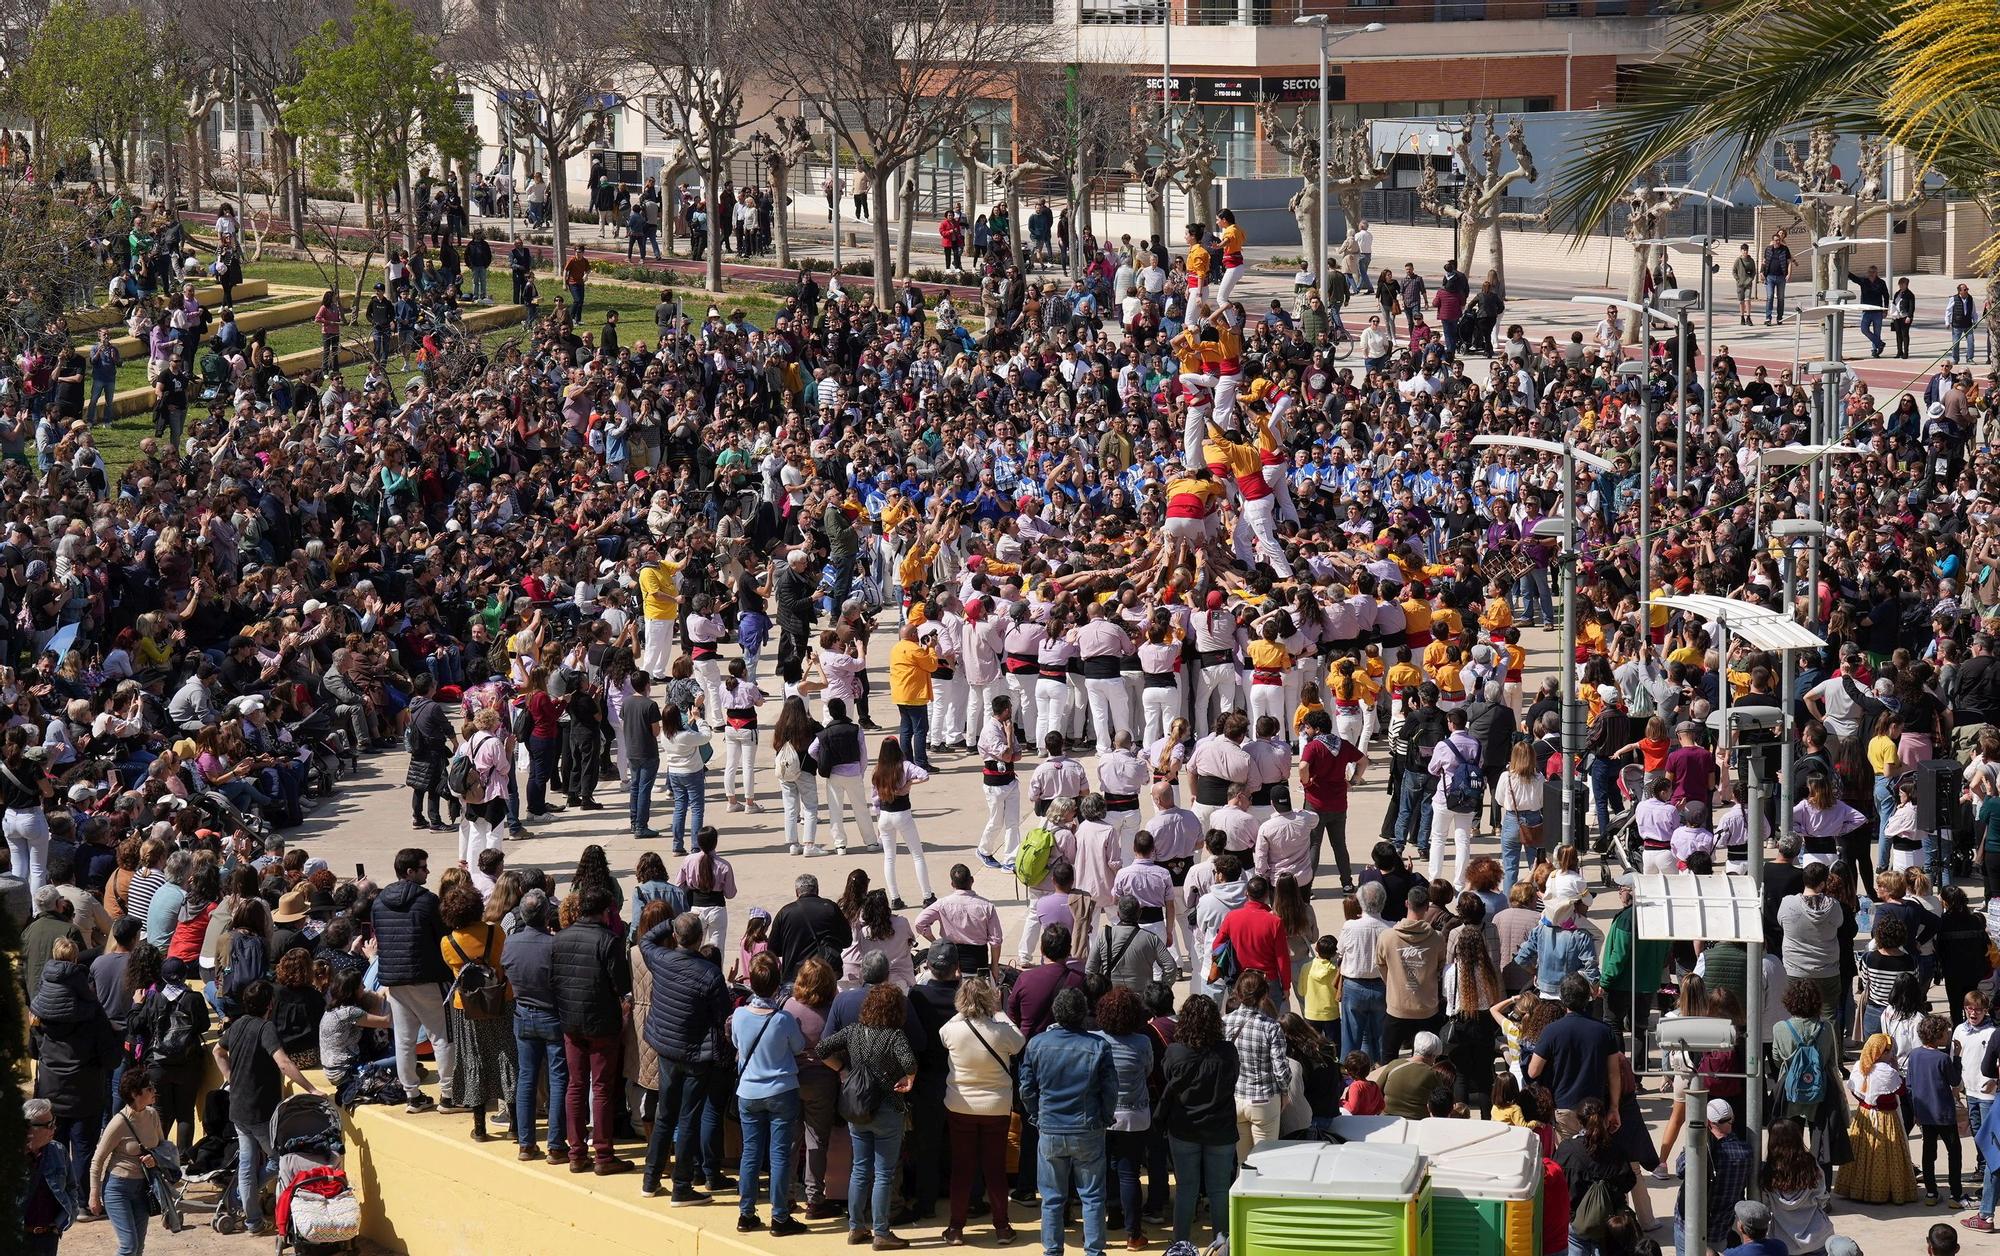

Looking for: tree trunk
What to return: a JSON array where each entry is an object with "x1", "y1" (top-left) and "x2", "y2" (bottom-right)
[
  {"x1": 180, "y1": 122, "x2": 204, "y2": 212},
  {"x1": 1145, "y1": 175, "x2": 1167, "y2": 246},
  {"x1": 1290, "y1": 186, "x2": 1321, "y2": 285},
  {"x1": 770, "y1": 163, "x2": 792, "y2": 268},
  {"x1": 706, "y1": 150, "x2": 725, "y2": 295},
  {"x1": 1486, "y1": 226, "x2": 1506, "y2": 296},
  {"x1": 1624, "y1": 245, "x2": 1649, "y2": 347},
  {"x1": 896, "y1": 162, "x2": 916, "y2": 280},
  {"x1": 1186, "y1": 170, "x2": 1213, "y2": 228},
  {"x1": 870, "y1": 171, "x2": 893, "y2": 305},
  {"x1": 1454, "y1": 215, "x2": 1483, "y2": 282},
  {"x1": 160, "y1": 121, "x2": 179, "y2": 219},
  {"x1": 1005, "y1": 182, "x2": 1023, "y2": 258},
  {"x1": 547, "y1": 154, "x2": 572, "y2": 277},
  {"x1": 281, "y1": 131, "x2": 304, "y2": 246}
]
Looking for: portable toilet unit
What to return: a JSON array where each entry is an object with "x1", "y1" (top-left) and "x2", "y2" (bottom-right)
[
  {"x1": 1231, "y1": 1141, "x2": 1432, "y2": 1256},
  {"x1": 1328, "y1": 1116, "x2": 1544, "y2": 1256}
]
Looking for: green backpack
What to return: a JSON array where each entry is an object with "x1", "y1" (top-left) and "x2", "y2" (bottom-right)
[{"x1": 1014, "y1": 824, "x2": 1057, "y2": 886}]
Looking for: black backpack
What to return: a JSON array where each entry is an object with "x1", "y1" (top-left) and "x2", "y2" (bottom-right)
[
  {"x1": 222, "y1": 932, "x2": 268, "y2": 1001},
  {"x1": 448, "y1": 927, "x2": 509, "y2": 1020},
  {"x1": 148, "y1": 989, "x2": 207, "y2": 1068}
]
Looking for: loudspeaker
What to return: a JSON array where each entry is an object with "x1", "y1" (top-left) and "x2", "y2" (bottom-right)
[{"x1": 1916, "y1": 759, "x2": 1965, "y2": 831}]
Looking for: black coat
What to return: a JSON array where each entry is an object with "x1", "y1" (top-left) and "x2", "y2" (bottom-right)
[
  {"x1": 552, "y1": 918, "x2": 631, "y2": 1038},
  {"x1": 404, "y1": 695, "x2": 450, "y2": 791},
  {"x1": 638, "y1": 923, "x2": 728, "y2": 1064},
  {"x1": 768, "y1": 895, "x2": 851, "y2": 982},
  {"x1": 30, "y1": 960, "x2": 123, "y2": 1122},
  {"x1": 371, "y1": 879, "x2": 450, "y2": 987}
]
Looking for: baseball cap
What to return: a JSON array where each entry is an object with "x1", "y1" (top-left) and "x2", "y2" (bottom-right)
[
  {"x1": 1706, "y1": 1098, "x2": 1735, "y2": 1123},
  {"x1": 1733, "y1": 1200, "x2": 1770, "y2": 1228}
]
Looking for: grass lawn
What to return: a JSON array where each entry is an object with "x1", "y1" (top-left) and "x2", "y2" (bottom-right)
[{"x1": 88, "y1": 258, "x2": 785, "y2": 472}]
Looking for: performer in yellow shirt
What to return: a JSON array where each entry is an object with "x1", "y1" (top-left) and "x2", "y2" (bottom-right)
[
  {"x1": 1184, "y1": 223, "x2": 1212, "y2": 308},
  {"x1": 1205, "y1": 310, "x2": 1245, "y2": 426},
  {"x1": 638, "y1": 548, "x2": 683, "y2": 678},
  {"x1": 1401, "y1": 587, "x2": 1434, "y2": 652},
  {"x1": 1172, "y1": 323, "x2": 1216, "y2": 469},
  {"x1": 1480, "y1": 582, "x2": 1515, "y2": 642},
  {"x1": 1215, "y1": 208, "x2": 1247, "y2": 307}
]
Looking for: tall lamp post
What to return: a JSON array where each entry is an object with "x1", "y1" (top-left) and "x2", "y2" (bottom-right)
[
  {"x1": 1472, "y1": 434, "x2": 1615, "y2": 850},
  {"x1": 1768, "y1": 518, "x2": 1828, "y2": 847},
  {"x1": 1573, "y1": 292, "x2": 1692, "y2": 645},
  {"x1": 1292, "y1": 16, "x2": 1384, "y2": 306},
  {"x1": 1652, "y1": 184, "x2": 1734, "y2": 481}
]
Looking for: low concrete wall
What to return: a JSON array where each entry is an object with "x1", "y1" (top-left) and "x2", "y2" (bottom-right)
[
  {"x1": 69, "y1": 280, "x2": 272, "y2": 333},
  {"x1": 105, "y1": 295, "x2": 323, "y2": 360}
]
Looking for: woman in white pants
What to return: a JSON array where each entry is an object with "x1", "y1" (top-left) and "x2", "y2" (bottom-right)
[
  {"x1": 686, "y1": 596, "x2": 727, "y2": 719},
  {"x1": 1036, "y1": 618, "x2": 1079, "y2": 757},
  {"x1": 1137, "y1": 623, "x2": 1183, "y2": 747},
  {"x1": 676, "y1": 824, "x2": 736, "y2": 949},
  {"x1": 772, "y1": 696, "x2": 823, "y2": 856},
  {"x1": 871, "y1": 736, "x2": 935, "y2": 909},
  {"x1": 456, "y1": 709, "x2": 511, "y2": 864},
  {"x1": 719, "y1": 661, "x2": 765, "y2": 812},
  {"x1": 0, "y1": 726, "x2": 52, "y2": 894}
]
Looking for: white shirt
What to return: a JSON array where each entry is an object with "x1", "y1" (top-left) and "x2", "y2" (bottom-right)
[{"x1": 1352, "y1": 228, "x2": 1373, "y2": 254}]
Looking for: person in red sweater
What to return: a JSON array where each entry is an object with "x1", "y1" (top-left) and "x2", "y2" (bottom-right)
[{"x1": 1212, "y1": 875, "x2": 1292, "y2": 1007}]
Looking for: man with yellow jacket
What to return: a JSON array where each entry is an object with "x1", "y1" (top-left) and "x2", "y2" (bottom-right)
[
  {"x1": 637, "y1": 546, "x2": 683, "y2": 679},
  {"x1": 889, "y1": 623, "x2": 940, "y2": 770}
]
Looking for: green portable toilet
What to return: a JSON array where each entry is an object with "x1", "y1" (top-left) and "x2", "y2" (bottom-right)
[
  {"x1": 1327, "y1": 1116, "x2": 1544, "y2": 1256},
  {"x1": 1231, "y1": 1141, "x2": 1432, "y2": 1256}
]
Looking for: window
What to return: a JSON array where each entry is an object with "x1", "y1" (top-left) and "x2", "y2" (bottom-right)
[
  {"x1": 643, "y1": 97, "x2": 677, "y2": 146},
  {"x1": 1526, "y1": 97, "x2": 1556, "y2": 112},
  {"x1": 1195, "y1": 105, "x2": 1256, "y2": 178},
  {"x1": 1544, "y1": 0, "x2": 1577, "y2": 13}
]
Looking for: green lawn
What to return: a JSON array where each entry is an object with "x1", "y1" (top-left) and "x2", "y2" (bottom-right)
[{"x1": 88, "y1": 258, "x2": 785, "y2": 471}]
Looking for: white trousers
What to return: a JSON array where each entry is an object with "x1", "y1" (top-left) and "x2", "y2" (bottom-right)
[
  {"x1": 967, "y1": 679, "x2": 1007, "y2": 736},
  {"x1": 1018, "y1": 888, "x2": 1052, "y2": 963},
  {"x1": 1009, "y1": 674, "x2": 1041, "y2": 747},
  {"x1": 642, "y1": 617, "x2": 675, "y2": 677},
  {"x1": 823, "y1": 772, "x2": 877, "y2": 852},
  {"x1": 458, "y1": 813, "x2": 505, "y2": 864},
  {"x1": 694, "y1": 659, "x2": 725, "y2": 725},
  {"x1": 930, "y1": 673, "x2": 969, "y2": 746},
  {"x1": 1247, "y1": 680, "x2": 1287, "y2": 737},
  {"x1": 1428, "y1": 802, "x2": 1475, "y2": 886},
  {"x1": 386, "y1": 982, "x2": 455, "y2": 1096},
  {"x1": 1109, "y1": 809, "x2": 1141, "y2": 869},
  {"x1": 1141, "y1": 681, "x2": 1182, "y2": 747},
  {"x1": 691, "y1": 904, "x2": 729, "y2": 951},
  {"x1": 1198, "y1": 661, "x2": 1239, "y2": 737},
  {"x1": 1215, "y1": 374, "x2": 1241, "y2": 424},
  {"x1": 781, "y1": 775, "x2": 820, "y2": 851},
  {"x1": 1085, "y1": 676, "x2": 1132, "y2": 757},
  {"x1": 979, "y1": 779, "x2": 1022, "y2": 862},
  {"x1": 1262, "y1": 461, "x2": 1299, "y2": 525},
  {"x1": 878, "y1": 809, "x2": 935, "y2": 904},
  {"x1": 4, "y1": 806, "x2": 50, "y2": 898},
  {"x1": 1037, "y1": 679, "x2": 1071, "y2": 754},
  {"x1": 723, "y1": 729, "x2": 757, "y2": 800},
  {"x1": 1236, "y1": 494, "x2": 1292, "y2": 577},
  {"x1": 1180, "y1": 380, "x2": 1215, "y2": 467},
  {"x1": 1334, "y1": 704, "x2": 1367, "y2": 755},
  {"x1": 1217, "y1": 261, "x2": 1244, "y2": 307}
]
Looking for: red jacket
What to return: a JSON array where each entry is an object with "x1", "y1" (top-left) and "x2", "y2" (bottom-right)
[{"x1": 1213, "y1": 899, "x2": 1290, "y2": 994}]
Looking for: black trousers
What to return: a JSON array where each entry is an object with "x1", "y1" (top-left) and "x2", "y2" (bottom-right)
[
  {"x1": 1312, "y1": 808, "x2": 1352, "y2": 885},
  {"x1": 1383, "y1": 1011, "x2": 1442, "y2": 1062},
  {"x1": 565, "y1": 726, "x2": 602, "y2": 804}
]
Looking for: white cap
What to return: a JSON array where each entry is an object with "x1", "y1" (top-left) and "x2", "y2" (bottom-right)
[
  {"x1": 301, "y1": 599, "x2": 325, "y2": 615},
  {"x1": 1706, "y1": 1098, "x2": 1735, "y2": 1123},
  {"x1": 233, "y1": 696, "x2": 266, "y2": 715}
]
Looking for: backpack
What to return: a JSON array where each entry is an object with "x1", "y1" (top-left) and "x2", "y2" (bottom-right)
[
  {"x1": 448, "y1": 732, "x2": 494, "y2": 800},
  {"x1": 1443, "y1": 739, "x2": 1483, "y2": 813},
  {"x1": 222, "y1": 931, "x2": 267, "y2": 1000},
  {"x1": 1208, "y1": 935, "x2": 1243, "y2": 987},
  {"x1": 1014, "y1": 824, "x2": 1057, "y2": 886},
  {"x1": 836, "y1": 1043, "x2": 888, "y2": 1123},
  {"x1": 149, "y1": 989, "x2": 205, "y2": 1068},
  {"x1": 447, "y1": 927, "x2": 509, "y2": 1020},
  {"x1": 1777, "y1": 1019, "x2": 1825, "y2": 1106},
  {"x1": 775, "y1": 743, "x2": 801, "y2": 785},
  {"x1": 510, "y1": 700, "x2": 532, "y2": 741}
]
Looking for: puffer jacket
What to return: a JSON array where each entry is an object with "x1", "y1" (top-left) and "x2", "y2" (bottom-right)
[
  {"x1": 30, "y1": 959, "x2": 123, "y2": 1121},
  {"x1": 552, "y1": 918, "x2": 631, "y2": 1038},
  {"x1": 638, "y1": 921, "x2": 729, "y2": 1065},
  {"x1": 371, "y1": 878, "x2": 449, "y2": 987}
]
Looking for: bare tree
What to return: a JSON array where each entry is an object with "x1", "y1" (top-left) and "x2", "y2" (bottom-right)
[
  {"x1": 1112, "y1": 105, "x2": 1182, "y2": 247},
  {"x1": 1416, "y1": 113, "x2": 1542, "y2": 289},
  {"x1": 626, "y1": 0, "x2": 784, "y2": 294},
  {"x1": 1325, "y1": 120, "x2": 1387, "y2": 258},
  {"x1": 755, "y1": 115, "x2": 813, "y2": 268},
  {"x1": 1741, "y1": 122, "x2": 1936, "y2": 294},
  {"x1": 450, "y1": 0, "x2": 629, "y2": 269},
  {"x1": 952, "y1": 126, "x2": 1045, "y2": 261},
  {"x1": 762, "y1": 0, "x2": 1040, "y2": 302},
  {"x1": 1176, "y1": 111, "x2": 1219, "y2": 229},
  {"x1": 208, "y1": 0, "x2": 341, "y2": 243},
  {"x1": 1261, "y1": 106, "x2": 1323, "y2": 276},
  {"x1": 1008, "y1": 60, "x2": 1140, "y2": 271},
  {"x1": 1620, "y1": 176, "x2": 1686, "y2": 343}
]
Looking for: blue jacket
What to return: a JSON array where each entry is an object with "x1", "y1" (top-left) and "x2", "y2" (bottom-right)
[
  {"x1": 1513, "y1": 917, "x2": 1602, "y2": 996},
  {"x1": 1020, "y1": 1025, "x2": 1119, "y2": 1136},
  {"x1": 21, "y1": 1140, "x2": 78, "y2": 1232},
  {"x1": 639, "y1": 922, "x2": 729, "y2": 1065}
]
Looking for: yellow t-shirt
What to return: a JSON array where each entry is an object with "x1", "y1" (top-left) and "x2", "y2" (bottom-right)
[
  {"x1": 1480, "y1": 598, "x2": 1514, "y2": 635},
  {"x1": 1187, "y1": 242, "x2": 1210, "y2": 285},
  {"x1": 1386, "y1": 661, "x2": 1423, "y2": 698},
  {"x1": 1401, "y1": 598, "x2": 1433, "y2": 639},
  {"x1": 1868, "y1": 734, "x2": 1900, "y2": 778},
  {"x1": 1432, "y1": 606, "x2": 1464, "y2": 641},
  {"x1": 638, "y1": 559, "x2": 682, "y2": 622},
  {"x1": 1247, "y1": 640, "x2": 1293, "y2": 676},
  {"x1": 1301, "y1": 955, "x2": 1339, "y2": 1022}
]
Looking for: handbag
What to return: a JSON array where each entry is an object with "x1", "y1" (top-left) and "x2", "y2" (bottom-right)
[{"x1": 119, "y1": 1112, "x2": 185, "y2": 1234}]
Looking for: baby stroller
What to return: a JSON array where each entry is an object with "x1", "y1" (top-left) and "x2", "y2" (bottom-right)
[
  {"x1": 192, "y1": 787, "x2": 274, "y2": 845},
  {"x1": 270, "y1": 1094, "x2": 360, "y2": 1255},
  {"x1": 1599, "y1": 761, "x2": 1648, "y2": 885}
]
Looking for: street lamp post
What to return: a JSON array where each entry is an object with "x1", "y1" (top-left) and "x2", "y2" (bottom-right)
[
  {"x1": 1473, "y1": 434, "x2": 1614, "y2": 850},
  {"x1": 1653, "y1": 185, "x2": 1733, "y2": 481},
  {"x1": 1769, "y1": 518, "x2": 1827, "y2": 847},
  {"x1": 1293, "y1": 17, "x2": 1384, "y2": 307}
]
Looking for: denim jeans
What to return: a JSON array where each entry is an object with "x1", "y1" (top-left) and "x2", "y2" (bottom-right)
[
  {"x1": 1167, "y1": 1135, "x2": 1233, "y2": 1242},
  {"x1": 1589, "y1": 756, "x2": 1620, "y2": 844},
  {"x1": 513, "y1": 1004, "x2": 569, "y2": 1153},
  {"x1": 1040, "y1": 1131, "x2": 1109, "y2": 1256},
  {"x1": 1874, "y1": 776, "x2": 1898, "y2": 868},
  {"x1": 103, "y1": 1170, "x2": 150, "y2": 1255},
  {"x1": 739, "y1": 1089, "x2": 801, "y2": 1221},
  {"x1": 1570, "y1": 1236, "x2": 1601, "y2": 1256},
  {"x1": 1953, "y1": 326, "x2": 1977, "y2": 364},
  {"x1": 628, "y1": 761, "x2": 659, "y2": 834},
  {"x1": 527, "y1": 733, "x2": 560, "y2": 813},
  {"x1": 667, "y1": 770, "x2": 706, "y2": 852},
  {"x1": 470, "y1": 267, "x2": 488, "y2": 301},
  {"x1": 1859, "y1": 310, "x2": 1884, "y2": 353},
  {"x1": 648, "y1": 1061, "x2": 718, "y2": 1193},
  {"x1": 567, "y1": 282, "x2": 585, "y2": 322},
  {"x1": 1340, "y1": 976, "x2": 1386, "y2": 1064},
  {"x1": 1107, "y1": 1130, "x2": 1146, "y2": 1236},
  {"x1": 897, "y1": 703, "x2": 932, "y2": 769},
  {"x1": 848, "y1": 1107, "x2": 906, "y2": 1237},
  {"x1": 233, "y1": 1120, "x2": 276, "y2": 1227},
  {"x1": 1764, "y1": 277, "x2": 1786, "y2": 322},
  {"x1": 1499, "y1": 810, "x2": 1539, "y2": 892},
  {"x1": 1395, "y1": 769, "x2": 1434, "y2": 855}
]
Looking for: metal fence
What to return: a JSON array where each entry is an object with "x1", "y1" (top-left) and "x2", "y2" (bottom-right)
[{"x1": 1360, "y1": 187, "x2": 1761, "y2": 239}]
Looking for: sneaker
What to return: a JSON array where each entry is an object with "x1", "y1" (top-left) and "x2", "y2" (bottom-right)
[
  {"x1": 1962, "y1": 1216, "x2": 1996, "y2": 1233},
  {"x1": 770, "y1": 1217, "x2": 810, "y2": 1237},
  {"x1": 739, "y1": 1214, "x2": 764, "y2": 1233},
  {"x1": 641, "y1": 1183, "x2": 662, "y2": 1198},
  {"x1": 1927, "y1": 1192, "x2": 1943, "y2": 1207},
  {"x1": 978, "y1": 853, "x2": 1002, "y2": 870},
  {"x1": 834, "y1": 846, "x2": 849, "y2": 857},
  {"x1": 920, "y1": 894, "x2": 937, "y2": 908},
  {"x1": 517, "y1": 1144, "x2": 541, "y2": 1161},
  {"x1": 707, "y1": 1174, "x2": 738, "y2": 1194},
  {"x1": 438, "y1": 1101, "x2": 473, "y2": 1115},
  {"x1": 405, "y1": 1093, "x2": 436, "y2": 1113},
  {"x1": 636, "y1": 829, "x2": 664, "y2": 840},
  {"x1": 892, "y1": 898, "x2": 909, "y2": 911},
  {"x1": 547, "y1": 1146, "x2": 569, "y2": 1165},
  {"x1": 1647, "y1": 1164, "x2": 1676, "y2": 1181},
  {"x1": 595, "y1": 1158, "x2": 636, "y2": 1176},
  {"x1": 802, "y1": 845, "x2": 824, "y2": 857},
  {"x1": 788, "y1": 843, "x2": 801, "y2": 856},
  {"x1": 1953, "y1": 1197, "x2": 1975, "y2": 1212},
  {"x1": 670, "y1": 1188, "x2": 711, "y2": 1207},
  {"x1": 873, "y1": 1234, "x2": 910, "y2": 1251},
  {"x1": 806, "y1": 1199, "x2": 844, "y2": 1221}
]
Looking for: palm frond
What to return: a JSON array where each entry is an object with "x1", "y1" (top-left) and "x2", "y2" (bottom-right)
[
  {"x1": 1543, "y1": 0, "x2": 1895, "y2": 236},
  {"x1": 1884, "y1": 0, "x2": 2000, "y2": 188}
]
